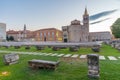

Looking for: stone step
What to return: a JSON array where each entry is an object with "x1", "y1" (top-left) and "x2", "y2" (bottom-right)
[
  {"x1": 71, "y1": 54, "x2": 79, "y2": 58},
  {"x1": 80, "y1": 55, "x2": 86, "y2": 59},
  {"x1": 99, "y1": 56, "x2": 106, "y2": 60},
  {"x1": 50, "y1": 53, "x2": 58, "y2": 56},
  {"x1": 118, "y1": 57, "x2": 120, "y2": 59},
  {"x1": 44, "y1": 53, "x2": 53, "y2": 56},
  {"x1": 108, "y1": 56, "x2": 117, "y2": 60},
  {"x1": 37, "y1": 53, "x2": 46, "y2": 55},
  {"x1": 64, "y1": 54, "x2": 72, "y2": 57},
  {"x1": 37, "y1": 53, "x2": 45, "y2": 55},
  {"x1": 57, "y1": 54, "x2": 64, "y2": 57}
]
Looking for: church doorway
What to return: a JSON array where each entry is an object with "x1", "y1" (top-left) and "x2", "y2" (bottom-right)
[{"x1": 64, "y1": 39, "x2": 67, "y2": 42}]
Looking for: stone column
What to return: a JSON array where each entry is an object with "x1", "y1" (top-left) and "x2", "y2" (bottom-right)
[{"x1": 87, "y1": 54, "x2": 99, "y2": 78}]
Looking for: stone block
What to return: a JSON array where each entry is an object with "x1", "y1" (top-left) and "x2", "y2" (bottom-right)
[
  {"x1": 36, "y1": 46, "x2": 44, "y2": 50},
  {"x1": 52, "y1": 47, "x2": 60, "y2": 51},
  {"x1": 28, "y1": 59, "x2": 60, "y2": 70},
  {"x1": 69, "y1": 46, "x2": 79, "y2": 52},
  {"x1": 3, "y1": 46, "x2": 9, "y2": 49},
  {"x1": 91, "y1": 45, "x2": 100, "y2": 52},
  {"x1": 3, "y1": 53, "x2": 19, "y2": 65},
  {"x1": 25, "y1": 46, "x2": 30, "y2": 50},
  {"x1": 14, "y1": 46, "x2": 21, "y2": 49}
]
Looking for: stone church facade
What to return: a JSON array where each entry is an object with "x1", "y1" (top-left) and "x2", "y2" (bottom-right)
[{"x1": 62, "y1": 8, "x2": 112, "y2": 42}]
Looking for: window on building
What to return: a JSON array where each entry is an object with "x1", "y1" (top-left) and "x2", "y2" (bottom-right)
[
  {"x1": 44, "y1": 32, "x2": 46, "y2": 37},
  {"x1": 47, "y1": 32, "x2": 50, "y2": 41},
  {"x1": 39, "y1": 36, "x2": 42, "y2": 40},
  {"x1": 40, "y1": 32, "x2": 42, "y2": 37},
  {"x1": 86, "y1": 36, "x2": 88, "y2": 39},
  {"x1": 48, "y1": 32, "x2": 50, "y2": 36},
  {"x1": 52, "y1": 32, "x2": 54, "y2": 40},
  {"x1": 64, "y1": 35, "x2": 67, "y2": 37},
  {"x1": 52, "y1": 32, "x2": 54, "y2": 36},
  {"x1": 63, "y1": 29, "x2": 67, "y2": 31}
]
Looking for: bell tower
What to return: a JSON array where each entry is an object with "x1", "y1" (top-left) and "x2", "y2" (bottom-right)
[
  {"x1": 23, "y1": 24, "x2": 27, "y2": 40},
  {"x1": 83, "y1": 7, "x2": 89, "y2": 32},
  {"x1": 82, "y1": 7, "x2": 89, "y2": 42}
]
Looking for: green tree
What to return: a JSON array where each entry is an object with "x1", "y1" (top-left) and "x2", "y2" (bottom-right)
[
  {"x1": 9, "y1": 36, "x2": 14, "y2": 41},
  {"x1": 111, "y1": 18, "x2": 120, "y2": 38},
  {"x1": 6, "y1": 35, "x2": 9, "y2": 41}
]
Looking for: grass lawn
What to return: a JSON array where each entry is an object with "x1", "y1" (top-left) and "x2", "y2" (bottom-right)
[{"x1": 0, "y1": 44, "x2": 120, "y2": 80}]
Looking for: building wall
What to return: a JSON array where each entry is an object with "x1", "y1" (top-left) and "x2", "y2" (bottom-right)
[
  {"x1": 34, "y1": 28, "x2": 63, "y2": 42},
  {"x1": 89, "y1": 32, "x2": 112, "y2": 41},
  {"x1": 0, "y1": 23, "x2": 6, "y2": 41},
  {"x1": 7, "y1": 30, "x2": 34, "y2": 41},
  {"x1": 7, "y1": 33, "x2": 19, "y2": 41}
]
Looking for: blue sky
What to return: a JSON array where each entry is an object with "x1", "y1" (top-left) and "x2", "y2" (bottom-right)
[{"x1": 0, "y1": 0, "x2": 120, "y2": 32}]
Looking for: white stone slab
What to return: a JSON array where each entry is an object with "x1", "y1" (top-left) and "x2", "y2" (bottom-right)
[
  {"x1": 17, "y1": 52, "x2": 24, "y2": 54},
  {"x1": 32, "y1": 52, "x2": 39, "y2": 54},
  {"x1": 118, "y1": 57, "x2": 120, "y2": 59},
  {"x1": 80, "y1": 55, "x2": 86, "y2": 59},
  {"x1": 23, "y1": 52, "x2": 30, "y2": 54},
  {"x1": 71, "y1": 54, "x2": 79, "y2": 58},
  {"x1": 99, "y1": 56, "x2": 106, "y2": 60},
  {"x1": 64, "y1": 54, "x2": 72, "y2": 57},
  {"x1": 37, "y1": 53, "x2": 45, "y2": 55},
  {"x1": 32, "y1": 53, "x2": 38, "y2": 55},
  {"x1": 57, "y1": 54, "x2": 64, "y2": 57},
  {"x1": 32, "y1": 53, "x2": 42, "y2": 55},
  {"x1": 44, "y1": 53, "x2": 53, "y2": 56},
  {"x1": 41, "y1": 53, "x2": 48, "y2": 55},
  {"x1": 50, "y1": 53, "x2": 58, "y2": 56},
  {"x1": 108, "y1": 56, "x2": 117, "y2": 60}
]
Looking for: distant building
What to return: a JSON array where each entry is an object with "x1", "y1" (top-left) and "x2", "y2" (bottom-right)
[
  {"x1": 34, "y1": 28, "x2": 63, "y2": 42},
  {"x1": 89, "y1": 32, "x2": 112, "y2": 41},
  {"x1": 62, "y1": 8, "x2": 112, "y2": 42},
  {"x1": 7, "y1": 27, "x2": 63, "y2": 42},
  {"x1": 7, "y1": 24, "x2": 34, "y2": 41},
  {"x1": 7, "y1": 30, "x2": 34, "y2": 41},
  {"x1": 0, "y1": 23, "x2": 6, "y2": 41},
  {"x1": 7, "y1": 30, "x2": 19, "y2": 41}
]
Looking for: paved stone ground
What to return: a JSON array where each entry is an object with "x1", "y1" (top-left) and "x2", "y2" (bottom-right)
[{"x1": 0, "y1": 50, "x2": 119, "y2": 61}]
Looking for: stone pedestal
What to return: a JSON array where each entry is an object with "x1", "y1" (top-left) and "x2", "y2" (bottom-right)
[{"x1": 87, "y1": 54, "x2": 99, "y2": 78}]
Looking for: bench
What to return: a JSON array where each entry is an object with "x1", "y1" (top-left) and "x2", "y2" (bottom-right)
[{"x1": 28, "y1": 59, "x2": 60, "y2": 70}]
